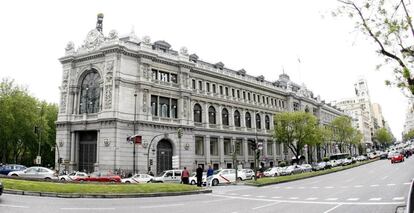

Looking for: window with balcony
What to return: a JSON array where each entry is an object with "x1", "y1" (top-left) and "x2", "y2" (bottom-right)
[
  {"x1": 206, "y1": 82, "x2": 210, "y2": 92},
  {"x1": 234, "y1": 110, "x2": 241, "y2": 127},
  {"x1": 219, "y1": 86, "x2": 223, "y2": 95},
  {"x1": 198, "y1": 81, "x2": 202, "y2": 90},
  {"x1": 159, "y1": 71, "x2": 169, "y2": 82},
  {"x1": 256, "y1": 113, "x2": 261, "y2": 129},
  {"x1": 232, "y1": 88, "x2": 235, "y2": 97},
  {"x1": 222, "y1": 108, "x2": 229, "y2": 126},
  {"x1": 248, "y1": 93, "x2": 251, "y2": 101},
  {"x1": 194, "y1": 104, "x2": 202, "y2": 123},
  {"x1": 151, "y1": 95, "x2": 158, "y2": 116},
  {"x1": 79, "y1": 70, "x2": 101, "y2": 114},
  {"x1": 195, "y1": 136, "x2": 204, "y2": 155},
  {"x1": 209, "y1": 106, "x2": 216, "y2": 124},
  {"x1": 225, "y1": 87, "x2": 229, "y2": 96},
  {"x1": 213, "y1": 84, "x2": 216, "y2": 93},
  {"x1": 159, "y1": 97, "x2": 169, "y2": 117},
  {"x1": 170, "y1": 74, "x2": 177, "y2": 83},
  {"x1": 237, "y1": 90, "x2": 240, "y2": 98},
  {"x1": 152, "y1": 69, "x2": 158, "y2": 80},
  {"x1": 265, "y1": 115, "x2": 270, "y2": 130},
  {"x1": 245, "y1": 112, "x2": 251, "y2": 128},
  {"x1": 243, "y1": 91, "x2": 246, "y2": 99},
  {"x1": 192, "y1": 79, "x2": 196, "y2": 89}
]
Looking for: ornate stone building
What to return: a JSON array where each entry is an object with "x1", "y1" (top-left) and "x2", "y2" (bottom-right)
[{"x1": 56, "y1": 15, "x2": 344, "y2": 174}]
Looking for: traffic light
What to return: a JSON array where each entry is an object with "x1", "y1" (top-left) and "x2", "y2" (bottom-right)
[
  {"x1": 177, "y1": 128, "x2": 183, "y2": 139},
  {"x1": 250, "y1": 140, "x2": 257, "y2": 151},
  {"x1": 150, "y1": 159, "x2": 153, "y2": 166},
  {"x1": 256, "y1": 149, "x2": 261, "y2": 160}
]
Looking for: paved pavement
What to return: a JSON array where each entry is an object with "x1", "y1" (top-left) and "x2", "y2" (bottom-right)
[{"x1": 0, "y1": 158, "x2": 413, "y2": 213}]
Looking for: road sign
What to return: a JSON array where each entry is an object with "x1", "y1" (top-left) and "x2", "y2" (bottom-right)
[
  {"x1": 35, "y1": 156, "x2": 41, "y2": 165},
  {"x1": 172, "y1": 155, "x2": 179, "y2": 169}
]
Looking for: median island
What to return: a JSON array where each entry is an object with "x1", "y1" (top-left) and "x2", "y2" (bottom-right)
[{"x1": 0, "y1": 178, "x2": 206, "y2": 198}]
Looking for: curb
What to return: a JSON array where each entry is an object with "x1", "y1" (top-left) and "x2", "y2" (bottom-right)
[
  {"x1": 245, "y1": 159, "x2": 379, "y2": 187},
  {"x1": 4, "y1": 189, "x2": 212, "y2": 198}
]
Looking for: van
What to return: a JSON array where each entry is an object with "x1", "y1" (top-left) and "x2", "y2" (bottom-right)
[{"x1": 152, "y1": 170, "x2": 182, "y2": 183}]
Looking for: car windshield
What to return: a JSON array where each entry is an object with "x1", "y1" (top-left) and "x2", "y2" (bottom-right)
[{"x1": 213, "y1": 170, "x2": 221, "y2": 175}]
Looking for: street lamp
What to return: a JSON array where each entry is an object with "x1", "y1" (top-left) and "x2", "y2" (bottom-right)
[
  {"x1": 133, "y1": 93, "x2": 137, "y2": 174},
  {"x1": 36, "y1": 105, "x2": 44, "y2": 165}
]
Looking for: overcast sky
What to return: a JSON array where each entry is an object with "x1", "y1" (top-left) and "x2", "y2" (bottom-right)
[{"x1": 0, "y1": 0, "x2": 408, "y2": 139}]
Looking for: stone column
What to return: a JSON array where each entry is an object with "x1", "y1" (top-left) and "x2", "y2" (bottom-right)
[
  {"x1": 219, "y1": 136, "x2": 224, "y2": 167},
  {"x1": 70, "y1": 132, "x2": 75, "y2": 166},
  {"x1": 203, "y1": 102, "x2": 209, "y2": 128},
  {"x1": 272, "y1": 141, "x2": 277, "y2": 162},
  {"x1": 241, "y1": 109, "x2": 246, "y2": 130},
  {"x1": 229, "y1": 107, "x2": 235, "y2": 130},
  {"x1": 217, "y1": 105, "x2": 222, "y2": 129},
  {"x1": 243, "y1": 138, "x2": 248, "y2": 167},
  {"x1": 205, "y1": 135, "x2": 210, "y2": 165}
]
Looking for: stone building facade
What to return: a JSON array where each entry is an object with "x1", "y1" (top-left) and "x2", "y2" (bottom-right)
[{"x1": 56, "y1": 16, "x2": 344, "y2": 174}]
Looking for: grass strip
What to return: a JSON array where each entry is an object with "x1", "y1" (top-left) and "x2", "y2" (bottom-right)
[
  {"x1": 246, "y1": 160, "x2": 378, "y2": 186},
  {"x1": 0, "y1": 178, "x2": 199, "y2": 194}
]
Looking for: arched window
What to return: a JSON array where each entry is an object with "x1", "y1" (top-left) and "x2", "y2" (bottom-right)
[
  {"x1": 161, "y1": 104, "x2": 168, "y2": 117},
  {"x1": 265, "y1": 115, "x2": 270, "y2": 130},
  {"x1": 305, "y1": 106, "x2": 310, "y2": 113},
  {"x1": 256, "y1": 113, "x2": 261, "y2": 129},
  {"x1": 222, "y1": 108, "x2": 229, "y2": 126},
  {"x1": 234, "y1": 110, "x2": 241, "y2": 127},
  {"x1": 79, "y1": 70, "x2": 101, "y2": 114},
  {"x1": 194, "y1": 104, "x2": 202, "y2": 123},
  {"x1": 245, "y1": 112, "x2": 251, "y2": 128},
  {"x1": 209, "y1": 106, "x2": 216, "y2": 124}
]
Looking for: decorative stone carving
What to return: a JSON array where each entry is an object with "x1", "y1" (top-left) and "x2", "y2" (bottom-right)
[
  {"x1": 183, "y1": 98, "x2": 187, "y2": 117},
  {"x1": 143, "y1": 89, "x2": 148, "y2": 112},
  {"x1": 142, "y1": 36, "x2": 151, "y2": 45},
  {"x1": 106, "y1": 61, "x2": 114, "y2": 73},
  {"x1": 180, "y1": 47, "x2": 189, "y2": 56},
  {"x1": 61, "y1": 81, "x2": 68, "y2": 91},
  {"x1": 108, "y1": 30, "x2": 119, "y2": 40},
  {"x1": 65, "y1": 41, "x2": 75, "y2": 52},
  {"x1": 141, "y1": 63, "x2": 150, "y2": 79},
  {"x1": 103, "y1": 138, "x2": 110, "y2": 147},
  {"x1": 83, "y1": 29, "x2": 104, "y2": 50},
  {"x1": 60, "y1": 93, "x2": 67, "y2": 113},
  {"x1": 104, "y1": 71, "x2": 113, "y2": 109},
  {"x1": 59, "y1": 140, "x2": 64, "y2": 147}
]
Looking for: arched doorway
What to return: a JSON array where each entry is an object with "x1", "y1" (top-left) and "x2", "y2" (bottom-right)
[{"x1": 156, "y1": 139, "x2": 173, "y2": 175}]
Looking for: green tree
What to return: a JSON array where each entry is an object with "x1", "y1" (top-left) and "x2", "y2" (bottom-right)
[
  {"x1": 374, "y1": 128, "x2": 393, "y2": 149},
  {"x1": 349, "y1": 129, "x2": 363, "y2": 155},
  {"x1": 314, "y1": 125, "x2": 334, "y2": 159},
  {"x1": 403, "y1": 129, "x2": 414, "y2": 141},
  {"x1": 330, "y1": 116, "x2": 355, "y2": 153},
  {"x1": 335, "y1": 0, "x2": 414, "y2": 95},
  {"x1": 273, "y1": 112, "x2": 320, "y2": 162}
]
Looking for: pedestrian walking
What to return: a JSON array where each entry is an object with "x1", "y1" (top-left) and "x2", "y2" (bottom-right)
[
  {"x1": 181, "y1": 167, "x2": 190, "y2": 184},
  {"x1": 206, "y1": 165, "x2": 214, "y2": 187},
  {"x1": 196, "y1": 165, "x2": 203, "y2": 187}
]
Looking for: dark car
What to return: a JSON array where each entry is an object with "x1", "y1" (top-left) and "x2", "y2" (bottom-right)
[
  {"x1": 0, "y1": 164, "x2": 26, "y2": 175},
  {"x1": 0, "y1": 181, "x2": 3, "y2": 196},
  {"x1": 379, "y1": 152, "x2": 388, "y2": 159}
]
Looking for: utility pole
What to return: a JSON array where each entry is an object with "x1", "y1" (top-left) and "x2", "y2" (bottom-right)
[
  {"x1": 133, "y1": 93, "x2": 137, "y2": 174},
  {"x1": 232, "y1": 139, "x2": 238, "y2": 182}
]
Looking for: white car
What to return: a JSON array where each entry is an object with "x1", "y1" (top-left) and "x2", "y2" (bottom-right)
[
  {"x1": 8, "y1": 166, "x2": 57, "y2": 180},
  {"x1": 263, "y1": 167, "x2": 281, "y2": 177},
  {"x1": 211, "y1": 169, "x2": 246, "y2": 186},
  {"x1": 239, "y1": 169, "x2": 254, "y2": 180},
  {"x1": 152, "y1": 170, "x2": 182, "y2": 183},
  {"x1": 189, "y1": 172, "x2": 206, "y2": 185},
  {"x1": 122, "y1": 174, "x2": 154, "y2": 183},
  {"x1": 59, "y1": 172, "x2": 88, "y2": 181},
  {"x1": 299, "y1": 164, "x2": 312, "y2": 172}
]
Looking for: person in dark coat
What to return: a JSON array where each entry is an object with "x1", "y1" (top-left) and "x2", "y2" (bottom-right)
[{"x1": 196, "y1": 165, "x2": 203, "y2": 187}]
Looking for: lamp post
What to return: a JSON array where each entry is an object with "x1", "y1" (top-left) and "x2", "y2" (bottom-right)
[
  {"x1": 133, "y1": 93, "x2": 137, "y2": 174},
  {"x1": 36, "y1": 105, "x2": 44, "y2": 165}
]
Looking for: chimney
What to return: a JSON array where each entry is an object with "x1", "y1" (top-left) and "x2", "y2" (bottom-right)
[{"x1": 96, "y1": 13, "x2": 104, "y2": 33}]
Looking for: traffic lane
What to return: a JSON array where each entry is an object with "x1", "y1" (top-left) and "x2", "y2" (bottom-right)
[{"x1": 330, "y1": 204, "x2": 398, "y2": 213}]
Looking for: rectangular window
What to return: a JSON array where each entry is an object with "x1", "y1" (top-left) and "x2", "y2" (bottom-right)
[
  {"x1": 151, "y1": 95, "x2": 158, "y2": 116},
  {"x1": 224, "y1": 138, "x2": 231, "y2": 155},
  {"x1": 206, "y1": 82, "x2": 210, "y2": 92},
  {"x1": 243, "y1": 91, "x2": 246, "y2": 99},
  {"x1": 159, "y1": 97, "x2": 170, "y2": 117},
  {"x1": 236, "y1": 139, "x2": 243, "y2": 155},
  {"x1": 253, "y1": 94, "x2": 256, "y2": 102},
  {"x1": 192, "y1": 79, "x2": 196, "y2": 89},
  {"x1": 248, "y1": 93, "x2": 251, "y2": 101},
  {"x1": 195, "y1": 136, "x2": 204, "y2": 156},
  {"x1": 220, "y1": 86, "x2": 223, "y2": 95},
  {"x1": 276, "y1": 143, "x2": 281, "y2": 155},
  {"x1": 267, "y1": 141, "x2": 273, "y2": 155},
  {"x1": 258, "y1": 95, "x2": 260, "y2": 103},
  {"x1": 293, "y1": 102, "x2": 299, "y2": 111},
  {"x1": 198, "y1": 81, "x2": 202, "y2": 90},
  {"x1": 264, "y1": 96, "x2": 266, "y2": 104},
  {"x1": 225, "y1": 87, "x2": 229, "y2": 96},
  {"x1": 212, "y1": 84, "x2": 216, "y2": 93},
  {"x1": 159, "y1": 71, "x2": 169, "y2": 82},
  {"x1": 151, "y1": 69, "x2": 158, "y2": 80},
  {"x1": 237, "y1": 90, "x2": 240, "y2": 98},
  {"x1": 210, "y1": 137, "x2": 218, "y2": 156},
  {"x1": 171, "y1": 99, "x2": 178, "y2": 118},
  {"x1": 170, "y1": 74, "x2": 177, "y2": 83},
  {"x1": 248, "y1": 140, "x2": 254, "y2": 156}
]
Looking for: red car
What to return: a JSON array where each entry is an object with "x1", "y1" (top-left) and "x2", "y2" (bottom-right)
[
  {"x1": 391, "y1": 153, "x2": 404, "y2": 164},
  {"x1": 75, "y1": 172, "x2": 121, "y2": 183}
]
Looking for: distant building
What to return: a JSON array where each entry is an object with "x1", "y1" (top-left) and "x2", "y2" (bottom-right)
[
  {"x1": 55, "y1": 15, "x2": 344, "y2": 174},
  {"x1": 403, "y1": 100, "x2": 414, "y2": 135},
  {"x1": 371, "y1": 103, "x2": 385, "y2": 130}
]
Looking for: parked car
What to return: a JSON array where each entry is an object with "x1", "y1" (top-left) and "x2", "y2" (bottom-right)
[
  {"x1": 152, "y1": 170, "x2": 182, "y2": 183},
  {"x1": 75, "y1": 172, "x2": 121, "y2": 182},
  {"x1": 379, "y1": 152, "x2": 388, "y2": 159},
  {"x1": 211, "y1": 169, "x2": 246, "y2": 186},
  {"x1": 59, "y1": 171, "x2": 88, "y2": 181},
  {"x1": 391, "y1": 153, "x2": 405, "y2": 164},
  {"x1": 122, "y1": 174, "x2": 154, "y2": 183},
  {"x1": 0, "y1": 181, "x2": 2, "y2": 196},
  {"x1": 8, "y1": 166, "x2": 57, "y2": 180},
  {"x1": 239, "y1": 169, "x2": 254, "y2": 180},
  {"x1": 0, "y1": 164, "x2": 26, "y2": 176},
  {"x1": 312, "y1": 162, "x2": 327, "y2": 171},
  {"x1": 189, "y1": 172, "x2": 206, "y2": 185},
  {"x1": 356, "y1": 155, "x2": 367, "y2": 161},
  {"x1": 342, "y1": 158, "x2": 353, "y2": 165},
  {"x1": 299, "y1": 164, "x2": 312, "y2": 172},
  {"x1": 263, "y1": 167, "x2": 281, "y2": 177},
  {"x1": 328, "y1": 160, "x2": 340, "y2": 167}
]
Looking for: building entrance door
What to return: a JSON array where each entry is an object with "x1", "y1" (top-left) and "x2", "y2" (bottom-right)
[
  {"x1": 78, "y1": 131, "x2": 97, "y2": 173},
  {"x1": 156, "y1": 139, "x2": 173, "y2": 175}
]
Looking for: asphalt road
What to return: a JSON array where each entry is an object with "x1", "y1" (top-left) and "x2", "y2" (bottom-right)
[{"x1": 1, "y1": 158, "x2": 413, "y2": 213}]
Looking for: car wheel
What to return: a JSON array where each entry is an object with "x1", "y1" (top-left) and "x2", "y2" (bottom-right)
[
  {"x1": 110, "y1": 180, "x2": 115, "y2": 183},
  {"x1": 11, "y1": 174, "x2": 18, "y2": 177},
  {"x1": 60, "y1": 178, "x2": 66, "y2": 181},
  {"x1": 191, "y1": 180, "x2": 196, "y2": 185},
  {"x1": 125, "y1": 181, "x2": 130, "y2": 184},
  {"x1": 237, "y1": 177, "x2": 242, "y2": 181},
  {"x1": 212, "y1": 179, "x2": 219, "y2": 186},
  {"x1": 45, "y1": 177, "x2": 51, "y2": 180},
  {"x1": 274, "y1": 173, "x2": 278, "y2": 177}
]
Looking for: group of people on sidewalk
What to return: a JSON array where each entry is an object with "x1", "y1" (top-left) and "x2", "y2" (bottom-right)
[{"x1": 181, "y1": 165, "x2": 214, "y2": 187}]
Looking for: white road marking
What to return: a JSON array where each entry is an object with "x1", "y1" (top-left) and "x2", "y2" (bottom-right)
[
  {"x1": 387, "y1": 183, "x2": 396, "y2": 186},
  {"x1": 323, "y1": 204, "x2": 343, "y2": 213},
  {"x1": 393, "y1": 197, "x2": 405, "y2": 201},
  {"x1": 0, "y1": 204, "x2": 29, "y2": 209},
  {"x1": 202, "y1": 198, "x2": 234, "y2": 203},
  {"x1": 229, "y1": 193, "x2": 238, "y2": 196},
  {"x1": 242, "y1": 194, "x2": 251, "y2": 197},
  {"x1": 326, "y1": 198, "x2": 338, "y2": 201},
  {"x1": 347, "y1": 198, "x2": 359, "y2": 201},
  {"x1": 324, "y1": 186, "x2": 334, "y2": 189},
  {"x1": 306, "y1": 197, "x2": 318, "y2": 200},
  {"x1": 403, "y1": 182, "x2": 411, "y2": 185},
  {"x1": 61, "y1": 208, "x2": 116, "y2": 210},
  {"x1": 381, "y1": 176, "x2": 389, "y2": 180},
  {"x1": 311, "y1": 186, "x2": 320, "y2": 189},
  {"x1": 370, "y1": 184, "x2": 379, "y2": 187},
  {"x1": 285, "y1": 186, "x2": 293, "y2": 189},
  {"x1": 369, "y1": 198, "x2": 382, "y2": 201},
  {"x1": 298, "y1": 186, "x2": 305, "y2": 189},
  {"x1": 140, "y1": 204, "x2": 184, "y2": 209},
  {"x1": 354, "y1": 185, "x2": 363, "y2": 188},
  {"x1": 256, "y1": 195, "x2": 266, "y2": 198},
  {"x1": 272, "y1": 196, "x2": 282, "y2": 199},
  {"x1": 289, "y1": 197, "x2": 299, "y2": 199},
  {"x1": 252, "y1": 202, "x2": 281, "y2": 210}
]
